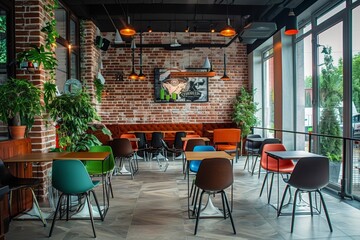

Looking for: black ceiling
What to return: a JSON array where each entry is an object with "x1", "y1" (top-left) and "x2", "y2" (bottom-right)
[{"x1": 60, "y1": 0, "x2": 311, "y2": 34}]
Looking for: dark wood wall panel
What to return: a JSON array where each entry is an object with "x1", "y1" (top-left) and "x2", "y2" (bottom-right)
[{"x1": 0, "y1": 138, "x2": 33, "y2": 220}]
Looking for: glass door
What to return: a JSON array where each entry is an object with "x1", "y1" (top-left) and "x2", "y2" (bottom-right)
[{"x1": 0, "y1": 7, "x2": 7, "y2": 83}]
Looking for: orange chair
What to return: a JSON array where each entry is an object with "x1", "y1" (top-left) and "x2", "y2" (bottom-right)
[
  {"x1": 259, "y1": 143, "x2": 295, "y2": 204},
  {"x1": 213, "y1": 128, "x2": 241, "y2": 151},
  {"x1": 213, "y1": 129, "x2": 241, "y2": 161}
]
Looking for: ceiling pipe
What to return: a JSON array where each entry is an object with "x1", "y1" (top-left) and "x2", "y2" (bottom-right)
[{"x1": 112, "y1": 32, "x2": 239, "y2": 49}]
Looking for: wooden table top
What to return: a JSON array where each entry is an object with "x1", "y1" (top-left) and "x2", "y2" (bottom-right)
[
  {"x1": 3, "y1": 152, "x2": 68, "y2": 163},
  {"x1": 181, "y1": 137, "x2": 210, "y2": 142},
  {"x1": 57, "y1": 152, "x2": 110, "y2": 161},
  {"x1": 3, "y1": 151, "x2": 110, "y2": 163},
  {"x1": 185, "y1": 151, "x2": 233, "y2": 161}
]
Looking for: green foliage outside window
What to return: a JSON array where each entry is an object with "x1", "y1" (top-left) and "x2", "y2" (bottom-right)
[
  {"x1": 0, "y1": 16, "x2": 6, "y2": 64},
  {"x1": 318, "y1": 46, "x2": 342, "y2": 162}
]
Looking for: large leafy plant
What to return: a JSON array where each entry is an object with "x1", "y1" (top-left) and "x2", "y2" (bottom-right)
[
  {"x1": 0, "y1": 78, "x2": 42, "y2": 134},
  {"x1": 47, "y1": 91, "x2": 110, "y2": 152},
  {"x1": 232, "y1": 87, "x2": 259, "y2": 138}
]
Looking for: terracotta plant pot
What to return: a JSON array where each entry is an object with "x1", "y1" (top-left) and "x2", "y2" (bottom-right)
[{"x1": 9, "y1": 126, "x2": 26, "y2": 139}]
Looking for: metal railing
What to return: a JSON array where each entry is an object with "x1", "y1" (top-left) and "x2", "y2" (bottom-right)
[{"x1": 252, "y1": 126, "x2": 360, "y2": 200}]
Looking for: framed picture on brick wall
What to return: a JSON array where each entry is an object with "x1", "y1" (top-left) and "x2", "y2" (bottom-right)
[{"x1": 154, "y1": 68, "x2": 209, "y2": 103}]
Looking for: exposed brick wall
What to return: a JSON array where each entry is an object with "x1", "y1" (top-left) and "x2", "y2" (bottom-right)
[
  {"x1": 90, "y1": 31, "x2": 248, "y2": 124},
  {"x1": 14, "y1": 0, "x2": 57, "y2": 200}
]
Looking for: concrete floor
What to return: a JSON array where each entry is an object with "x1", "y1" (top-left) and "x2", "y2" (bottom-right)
[{"x1": 6, "y1": 156, "x2": 360, "y2": 240}]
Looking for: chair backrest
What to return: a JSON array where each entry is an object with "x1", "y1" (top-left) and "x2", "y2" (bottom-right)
[
  {"x1": 110, "y1": 138, "x2": 134, "y2": 158},
  {"x1": 134, "y1": 132, "x2": 147, "y2": 149},
  {"x1": 189, "y1": 145, "x2": 216, "y2": 173},
  {"x1": 185, "y1": 139, "x2": 205, "y2": 151},
  {"x1": 195, "y1": 158, "x2": 233, "y2": 191},
  {"x1": 120, "y1": 133, "x2": 138, "y2": 150},
  {"x1": 52, "y1": 159, "x2": 95, "y2": 194},
  {"x1": 183, "y1": 134, "x2": 201, "y2": 150},
  {"x1": 213, "y1": 128, "x2": 241, "y2": 144},
  {"x1": 174, "y1": 131, "x2": 186, "y2": 149},
  {"x1": 150, "y1": 132, "x2": 163, "y2": 148},
  {"x1": 245, "y1": 134, "x2": 262, "y2": 149},
  {"x1": 85, "y1": 145, "x2": 115, "y2": 173},
  {"x1": 0, "y1": 159, "x2": 14, "y2": 184},
  {"x1": 260, "y1": 143, "x2": 294, "y2": 170},
  {"x1": 258, "y1": 138, "x2": 281, "y2": 154},
  {"x1": 193, "y1": 145, "x2": 216, "y2": 152},
  {"x1": 288, "y1": 157, "x2": 329, "y2": 190}
]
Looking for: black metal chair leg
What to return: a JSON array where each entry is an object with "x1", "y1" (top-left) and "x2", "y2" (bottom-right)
[
  {"x1": 223, "y1": 191, "x2": 236, "y2": 234},
  {"x1": 317, "y1": 190, "x2": 333, "y2": 232},
  {"x1": 194, "y1": 190, "x2": 205, "y2": 235},
  {"x1": 91, "y1": 189, "x2": 104, "y2": 221},
  {"x1": 259, "y1": 172, "x2": 269, "y2": 197},
  {"x1": 308, "y1": 192, "x2": 313, "y2": 216},
  {"x1": 221, "y1": 192, "x2": 226, "y2": 219},
  {"x1": 49, "y1": 193, "x2": 65, "y2": 237},
  {"x1": 291, "y1": 189, "x2": 299, "y2": 233},
  {"x1": 278, "y1": 185, "x2": 290, "y2": 217},
  {"x1": 268, "y1": 173, "x2": 274, "y2": 204},
  {"x1": 85, "y1": 193, "x2": 96, "y2": 238}
]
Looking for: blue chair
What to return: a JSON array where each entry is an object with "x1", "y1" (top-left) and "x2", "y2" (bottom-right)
[
  {"x1": 190, "y1": 145, "x2": 215, "y2": 209},
  {"x1": 49, "y1": 160, "x2": 103, "y2": 238},
  {"x1": 85, "y1": 146, "x2": 115, "y2": 199}
]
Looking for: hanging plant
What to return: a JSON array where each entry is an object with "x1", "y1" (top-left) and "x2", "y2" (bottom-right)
[{"x1": 94, "y1": 77, "x2": 105, "y2": 102}]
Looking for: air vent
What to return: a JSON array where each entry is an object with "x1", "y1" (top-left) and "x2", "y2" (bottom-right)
[{"x1": 240, "y1": 22, "x2": 277, "y2": 39}]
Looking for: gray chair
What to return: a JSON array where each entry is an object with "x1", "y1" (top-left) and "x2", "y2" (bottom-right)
[
  {"x1": 278, "y1": 156, "x2": 332, "y2": 233},
  {"x1": 250, "y1": 138, "x2": 281, "y2": 176},
  {"x1": 244, "y1": 134, "x2": 262, "y2": 170}
]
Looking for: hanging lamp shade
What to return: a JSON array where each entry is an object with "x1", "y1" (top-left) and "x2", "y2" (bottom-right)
[
  {"x1": 220, "y1": 18, "x2": 236, "y2": 37},
  {"x1": 138, "y1": 33, "x2": 146, "y2": 80},
  {"x1": 220, "y1": 53, "x2": 230, "y2": 80},
  {"x1": 114, "y1": 30, "x2": 124, "y2": 44},
  {"x1": 285, "y1": 9, "x2": 298, "y2": 36},
  {"x1": 120, "y1": 16, "x2": 136, "y2": 36},
  {"x1": 128, "y1": 38, "x2": 138, "y2": 80}
]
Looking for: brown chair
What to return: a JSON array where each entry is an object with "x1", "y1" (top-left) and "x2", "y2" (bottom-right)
[
  {"x1": 193, "y1": 158, "x2": 236, "y2": 235},
  {"x1": 183, "y1": 138, "x2": 205, "y2": 177},
  {"x1": 110, "y1": 138, "x2": 136, "y2": 179}
]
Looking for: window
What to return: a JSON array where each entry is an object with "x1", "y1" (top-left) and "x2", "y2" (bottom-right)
[
  {"x1": 316, "y1": 1, "x2": 345, "y2": 25},
  {"x1": 55, "y1": 2, "x2": 79, "y2": 93},
  {"x1": 0, "y1": 8, "x2": 7, "y2": 84},
  {"x1": 262, "y1": 48, "x2": 275, "y2": 137}
]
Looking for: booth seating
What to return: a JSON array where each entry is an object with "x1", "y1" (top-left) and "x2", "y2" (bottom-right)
[{"x1": 89, "y1": 123, "x2": 237, "y2": 146}]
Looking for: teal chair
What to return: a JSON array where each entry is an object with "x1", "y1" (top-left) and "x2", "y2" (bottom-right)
[
  {"x1": 85, "y1": 146, "x2": 115, "y2": 199},
  {"x1": 49, "y1": 160, "x2": 103, "y2": 238}
]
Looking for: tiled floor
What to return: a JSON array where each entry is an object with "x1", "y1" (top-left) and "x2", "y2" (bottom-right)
[{"x1": 6, "y1": 156, "x2": 360, "y2": 240}]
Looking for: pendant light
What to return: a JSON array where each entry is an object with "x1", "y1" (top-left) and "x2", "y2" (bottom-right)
[
  {"x1": 138, "y1": 33, "x2": 146, "y2": 80},
  {"x1": 220, "y1": 18, "x2": 236, "y2": 37},
  {"x1": 220, "y1": 52, "x2": 230, "y2": 81},
  {"x1": 208, "y1": 32, "x2": 216, "y2": 77},
  {"x1": 128, "y1": 38, "x2": 138, "y2": 80},
  {"x1": 220, "y1": 0, "x2": 236, "y2": 37},
  {"x1": 120, "y1": 16, "x2": 136, "y2": 36},
  {"x1": 284, "y1": 9, "x2": 298, "y2": 36}
]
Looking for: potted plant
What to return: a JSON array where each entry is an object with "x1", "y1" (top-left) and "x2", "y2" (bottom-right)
[
  {"x1": 232, "y1": 87, "x2": 259, "y2": 153},
  {"x1": 0, "y1": 78, "x2": 42, "y2": 139}
]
